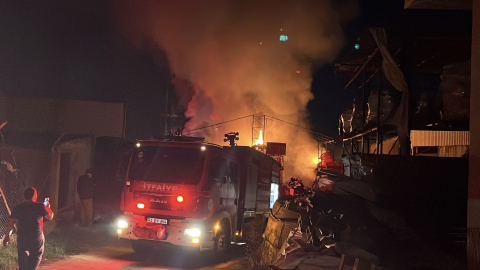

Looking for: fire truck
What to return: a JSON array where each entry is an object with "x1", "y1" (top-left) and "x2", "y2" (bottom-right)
[{"x1": 116, "y1": 136, "x2": 282, "y2": 253}]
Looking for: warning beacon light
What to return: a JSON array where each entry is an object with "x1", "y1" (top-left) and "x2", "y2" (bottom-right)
[{"x1": 224, "y1": 132, "x2": 239, "y2": 147}]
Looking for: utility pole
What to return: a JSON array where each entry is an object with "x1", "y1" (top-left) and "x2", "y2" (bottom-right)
[
  {"x1": 164, "y1": 83, "x2": 169, "y2": 135},
  {"x1": 164, "y1": 74, "x2": 176, "y2": 136}
]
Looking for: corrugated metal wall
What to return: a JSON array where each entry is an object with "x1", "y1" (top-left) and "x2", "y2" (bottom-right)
[{"x1": 410, "y1": 130, "x2": 470, "y2": 147}]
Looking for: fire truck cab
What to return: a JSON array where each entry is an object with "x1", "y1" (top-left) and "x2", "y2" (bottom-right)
[{"x1": 116, "y1": 137, "x2": 282, "y2": 253}]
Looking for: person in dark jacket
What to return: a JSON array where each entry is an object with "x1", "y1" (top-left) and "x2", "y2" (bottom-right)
[
  {"x1": 77, "y1": 169, "x2": 94, "y2": 226},
  {"x1": 3, "y1": 187, "x2": 54, "y2": 270}
]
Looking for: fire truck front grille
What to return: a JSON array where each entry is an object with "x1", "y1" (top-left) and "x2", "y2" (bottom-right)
[{"x1": 134, "y1": 192, "x2": 183, "y2": 211}]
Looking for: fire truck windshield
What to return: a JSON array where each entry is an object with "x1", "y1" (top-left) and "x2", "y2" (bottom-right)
[{"x1": 128, "y1": 146, "x2": 206, "y2": 184}]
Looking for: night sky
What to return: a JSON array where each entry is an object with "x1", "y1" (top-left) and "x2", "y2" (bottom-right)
[{"x1": 0, "y1": 0, "x2": 465, "y2": 140}]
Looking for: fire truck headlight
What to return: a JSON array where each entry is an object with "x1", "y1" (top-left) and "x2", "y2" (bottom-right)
[
  {"x1": 185, "y1": 228, "x2": 201, "y2": 237},
  {"x1": 118, "y1": 220, "x2": 128, "y2": 228}
]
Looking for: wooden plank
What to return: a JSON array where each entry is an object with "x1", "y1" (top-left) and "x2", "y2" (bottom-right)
[{"x1": 0, "y1": 186, "x2": 11, "y2": 215}]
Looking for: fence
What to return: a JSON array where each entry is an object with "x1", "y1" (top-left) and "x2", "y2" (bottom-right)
[{"x1": 0, "y1": 159, "x2": 30, "y2": 239}]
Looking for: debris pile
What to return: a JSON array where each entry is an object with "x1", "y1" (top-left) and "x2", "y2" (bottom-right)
[{"x1": 256, "y1": 170, "x2": 391, "y2": 270}]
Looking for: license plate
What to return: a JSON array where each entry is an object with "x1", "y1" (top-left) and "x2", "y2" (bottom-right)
[{"x1": 147, "y1": 218, "x2": 168, "y2": 224}]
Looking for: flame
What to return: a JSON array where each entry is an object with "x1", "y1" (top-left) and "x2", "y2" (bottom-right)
[{"x1": 254, "y1": 130, "x2": 264, "y2": 146}]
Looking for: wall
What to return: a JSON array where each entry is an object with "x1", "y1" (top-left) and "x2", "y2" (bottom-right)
[
  {"x1": 0, "y1": 96, "x2": 125, "y2": 138},
  {"x1": 372, "y1": 154, "x2": 468, "y2": 254},
  {"x1": 469, "y1": 1, "x2": 480, "y2": 268},
  {"x1": 50, "y1": 136, "x2": 94, "y2": 215}
]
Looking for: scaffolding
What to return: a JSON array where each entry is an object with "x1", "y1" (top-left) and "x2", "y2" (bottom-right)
[{"x1": 252, "y1": 114, "x2": 266, "y2": 148}]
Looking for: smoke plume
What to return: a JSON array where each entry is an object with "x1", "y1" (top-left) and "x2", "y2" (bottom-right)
[{"x1": 112, "y1": 0, "x2": 357, "y2": 183}]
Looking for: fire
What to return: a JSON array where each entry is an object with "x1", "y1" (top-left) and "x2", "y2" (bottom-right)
[{"x1": 254, "y1": 130, "x2": 264, "y2": 146}]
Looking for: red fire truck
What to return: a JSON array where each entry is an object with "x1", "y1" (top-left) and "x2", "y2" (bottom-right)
[{"x1": 116, "y1": 137, "x2": 282, "y2": 253}]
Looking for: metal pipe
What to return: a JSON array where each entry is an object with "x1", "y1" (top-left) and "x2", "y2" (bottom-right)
[
  {"x1": 380, "y1": 72, "x2": 385, "y2": 154},
  {"x1": 361, "y1": 136, "x2": 365, "y2": 155},
  {"x1": 332, "y1": 141, "x2": 335, "y2": 162},
  {"x1": 342, "y1": 128, "x2": 377, "y2": 141},
  {"x1": 376, "y1": 72, "x2": 381, "y2": 154},
  {"x1": 263, "y1": 115, "x2": 266, "y2": 144},
  {"x1": 252, "y1": 115, "x2": 254, "y2": 146},
  {"x1": 165, "y1": 84, "x2": 169, "y2": 135}
]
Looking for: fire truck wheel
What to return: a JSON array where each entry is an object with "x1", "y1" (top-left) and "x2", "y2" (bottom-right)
[
  {"x1": 214, "y1": 225, "x2": 231, "y2": 254},
  {"x1": 132, "y1": 241, "x2": 151, "y2": 254}
]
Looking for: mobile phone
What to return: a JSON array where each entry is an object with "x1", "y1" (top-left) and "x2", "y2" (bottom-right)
[{"x1": 44, "y1": 197, "x2": 49, "y2": 206}]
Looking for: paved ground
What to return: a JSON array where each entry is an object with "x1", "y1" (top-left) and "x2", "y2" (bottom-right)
[{"x1": 40, "y1": 224, "x2": 246, "y2": 270}]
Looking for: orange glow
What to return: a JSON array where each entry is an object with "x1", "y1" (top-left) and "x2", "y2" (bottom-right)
[
  {"x1": 117, "y1": 229, "x2": 122, "y2": 234},
  {"x1": 177, "y1": 196, "x2": 184, "y2": 202},
  {"x1": 192, "y1": 238, "x2": 200, "y2": 244},
  {"x1": 254, "y1": 130, "x2": 264, "y2": 146},
  {"x1": 137, "y1": 203, "x2": 145, "y2": 209},
  {"x1": 114, "y1": 1, "x2": 340, "y2": 186}
]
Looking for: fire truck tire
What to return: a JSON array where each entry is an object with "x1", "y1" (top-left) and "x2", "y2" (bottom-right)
[
  {"x1": 132, "y1": 241, "x2": 152, "y2": 254},
  {"x1": 214, "y1": 221, "x2": 231, "y2": 254}
]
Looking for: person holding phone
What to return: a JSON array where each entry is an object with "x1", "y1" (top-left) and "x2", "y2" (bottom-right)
[{"x1": 2, "y1": 187, "x2": 54, "y2": 270}]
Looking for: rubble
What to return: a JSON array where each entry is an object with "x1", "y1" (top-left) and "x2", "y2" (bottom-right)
[
  {"x1": 253, "y1": 167, "x2": 470, "y2": 269},
  {"x1": 256, "y1": 170, "x2": 390, "y2": 270}
]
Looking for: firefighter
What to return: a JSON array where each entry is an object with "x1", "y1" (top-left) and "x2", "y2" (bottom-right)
[
  {"x1": 288, "y1": 176, "x2": 298, "y2": 189},
  {"x1": 288, "y1": 177, "x2": 305, "y2": 196},
  {"x1": 294, "y1": 179, "x2": 305, "y2": 196}
]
